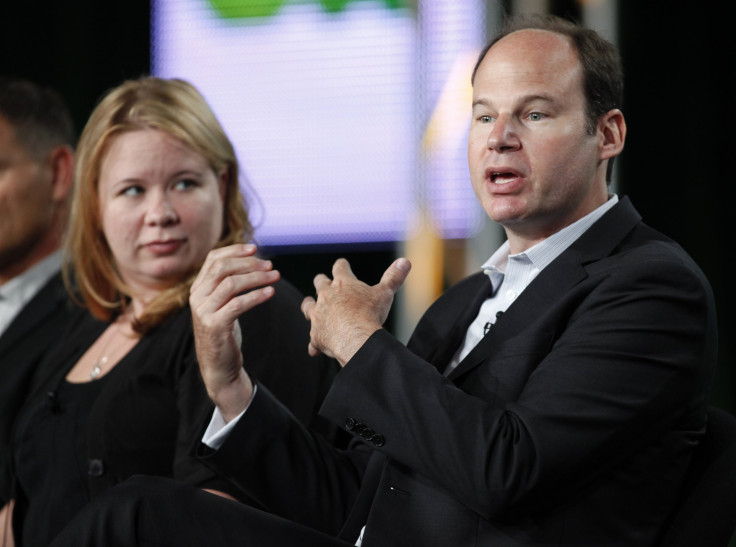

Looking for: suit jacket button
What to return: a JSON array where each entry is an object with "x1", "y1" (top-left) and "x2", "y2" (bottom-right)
[
  {"x1": 88, "y1": 458, "x2": 105, "y2": 477},
  {"x1": 371, "y1": 435, "x2": 385, "y2": 447},
  {"x1": 345, "y1": 418, "x2": 356, "y2": 431}
]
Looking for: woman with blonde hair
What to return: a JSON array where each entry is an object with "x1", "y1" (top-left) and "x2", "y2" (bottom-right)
[{"x1": 1, "y1": 76, "x2": 341, "y2": 547}]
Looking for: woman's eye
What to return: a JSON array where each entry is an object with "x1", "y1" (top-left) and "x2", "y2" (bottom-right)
[
  {"x1": 173, "y1": 179, "x2": 197, "y2": 191},
  {"x1": 121, "y1": 185, "x2": 143, "y2": 197},
  {"x1": 479, "y1": 115, "x2": 493, "y2": 123}
]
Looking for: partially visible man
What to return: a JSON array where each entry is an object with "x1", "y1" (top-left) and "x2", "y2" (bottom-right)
[{"x1": 0, "y1": 77, "x2": 75, "y2": 506}]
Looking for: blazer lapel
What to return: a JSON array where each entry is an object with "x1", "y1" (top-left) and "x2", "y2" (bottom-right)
[
  {"x1": 446, "y1": 259, "x2": 588, "y2": 381},
  {"x1": 0, "y1": 272, "x2": 65, "y2": 355},
  {"x1": 447, "y1": 196, "x2": 642, "y2": 382},
  {"x1": 407, "y1": 273, "x2": 493, "y2": 373}
]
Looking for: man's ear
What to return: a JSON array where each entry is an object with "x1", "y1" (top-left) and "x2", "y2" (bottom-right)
[
  {"x1": 49, "y1": 144, "x2": 75, "y2": 202},
  {"x1": 598, "y1": 108, "x2": 626, "y2": 161}
]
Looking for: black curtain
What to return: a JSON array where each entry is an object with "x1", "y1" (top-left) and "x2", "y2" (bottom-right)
[
  {"x1": 616, "y1": 3, "x2": 734, "y2": 412},
  {"x1": 0, "y1": 0, "x2": 151, "y2": 138}
]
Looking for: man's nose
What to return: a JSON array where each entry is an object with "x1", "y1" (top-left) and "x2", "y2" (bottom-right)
[{"x1": 487, "y1": 114, "x2": 520, "y2": 152}]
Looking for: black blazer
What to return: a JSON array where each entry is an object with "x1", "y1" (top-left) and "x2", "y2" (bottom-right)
[
  {"x1": 199, "y1": 198, "x2": 718, "y2": 547},
  {"x1": 0, "y1": 271, "x2": 75, "y2": 504}
]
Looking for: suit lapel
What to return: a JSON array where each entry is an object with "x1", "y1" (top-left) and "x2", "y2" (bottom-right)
[
  {"x1": 0, "y1": 272, "x2": 65, "y2": 355},
  {"x1": 406, "y1": 273, "x2": 493, "y2": 373},
  {"x1": 429, "y1": 275, "x2": 493, "y2": 371},
  {"x1": 447, "y1": 197, "x2": 642, "y2": 382},
  {"x1": 446, "y1": 258, "x2": 588, "y2": 381}
]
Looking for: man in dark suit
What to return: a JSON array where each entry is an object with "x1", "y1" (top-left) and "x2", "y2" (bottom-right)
[
  {"x1": 0, "y1": 78, "x2": 75, "y2": 510},
  {"x1": 50, "y1": 14, "x2": 717, "y2": 547}
]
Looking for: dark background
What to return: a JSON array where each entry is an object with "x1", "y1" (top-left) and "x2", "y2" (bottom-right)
[{"x1": 2, "y1": 0, "x2": 732, "y2": 411}]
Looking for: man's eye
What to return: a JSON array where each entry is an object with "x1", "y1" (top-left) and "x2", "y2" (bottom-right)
[
  {"x1": 480, "y1": 115, "x2": 493, "y2": 123},
  {"x1": 528, "y1": 112, "x2": 545, "y2": 121}
]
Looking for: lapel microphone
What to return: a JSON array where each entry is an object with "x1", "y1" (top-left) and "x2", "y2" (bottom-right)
[{"x1": 483, "y1": 311, "x2": 505, "y2": 336}]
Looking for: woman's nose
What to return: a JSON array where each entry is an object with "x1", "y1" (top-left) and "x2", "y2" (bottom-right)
[{"x1": 145, "y1": 194, "x2": 178, "y2": 225}]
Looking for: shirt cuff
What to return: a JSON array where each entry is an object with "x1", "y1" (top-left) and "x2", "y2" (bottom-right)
[{"x1": 202, "y1": 385, "x2": 258, "y2": 449}]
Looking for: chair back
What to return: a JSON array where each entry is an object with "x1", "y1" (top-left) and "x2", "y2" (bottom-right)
[{"x1": 657, "y1": 406, "x2": 736, "y2": 546}]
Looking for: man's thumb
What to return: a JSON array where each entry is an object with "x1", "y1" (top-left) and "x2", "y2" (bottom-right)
[{"x1": 380, "y1": 258, "x2": 411, "y2": 293}]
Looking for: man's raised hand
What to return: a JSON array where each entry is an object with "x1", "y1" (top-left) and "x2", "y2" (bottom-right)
[{"x1": 301, "y1": 257, "x2": 411, "y2": 365}]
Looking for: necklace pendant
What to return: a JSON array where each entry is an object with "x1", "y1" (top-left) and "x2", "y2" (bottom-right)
[
  {"x1": 90, "y1": 356, "x2": 108, "y2": 380},
  {"x1": 90, "y1": 364, "x2": 102, "y2": 380}
]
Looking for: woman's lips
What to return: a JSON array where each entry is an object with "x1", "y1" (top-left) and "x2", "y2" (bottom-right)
[{"x1": 145, "y1": 239, "x2": 185, "y2": 254}]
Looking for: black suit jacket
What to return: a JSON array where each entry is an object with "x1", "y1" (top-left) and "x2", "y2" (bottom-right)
[
  {"x1": 199, "y1": 197, "x2": 718, "y2": 546},
  {"x1": 0, "y1": 271, "x2": 75, "y2": 504}
]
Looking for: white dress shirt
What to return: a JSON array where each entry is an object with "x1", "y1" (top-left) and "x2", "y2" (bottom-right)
[{"x1": 445, "y1": 194, "x2": 618, "y2": 374}]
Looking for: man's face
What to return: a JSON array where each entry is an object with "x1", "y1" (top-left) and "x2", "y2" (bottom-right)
[
  {"x1": 468, "y1": 29, "x2": 608, "y2": 252},
  {"x1": 0, "y1": 115, "x2": 56, "y2": 274}
]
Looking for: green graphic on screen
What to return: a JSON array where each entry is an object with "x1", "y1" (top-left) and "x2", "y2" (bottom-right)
[{"x1": 207, "y1": 0, "x2": 406, "y2": 19}]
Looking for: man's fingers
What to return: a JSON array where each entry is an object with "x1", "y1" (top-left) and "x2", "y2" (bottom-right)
[
  {"x1": 313, "y1": 273, "x2": 332, "y2": 292},
  {"x1": 379, "y1": 258, "x2": 411, "y2": 294},
  {"x1": 301, "y1": 296, "x2": 315, "y2": 320},
  {"x1": 332, "y1": 258, "x2": 355, "y2": 279},
  {"x1": 307, "y1": 342, "x2": 322, "y2": 357}
]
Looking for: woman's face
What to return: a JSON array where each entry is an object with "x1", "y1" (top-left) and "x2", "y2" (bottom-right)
[{"x1": 98, "y1": 128, "x2": 226, "y2": 298}]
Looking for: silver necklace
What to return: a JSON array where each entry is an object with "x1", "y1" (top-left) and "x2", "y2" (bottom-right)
[
  {"x1": 89, "y1": 322, "x2": 122, "y2": 380},
  {"x1": 90, "y1": 355, "x2": 109, "y2": 380}
]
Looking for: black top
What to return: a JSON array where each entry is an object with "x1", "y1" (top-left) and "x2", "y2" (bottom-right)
[
  {"x1": 15, "y1": 376, "x2": 109, "y2": 546},
  {"x1": 10, "y1": 279, "x2": 343, "y2": 546}
]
